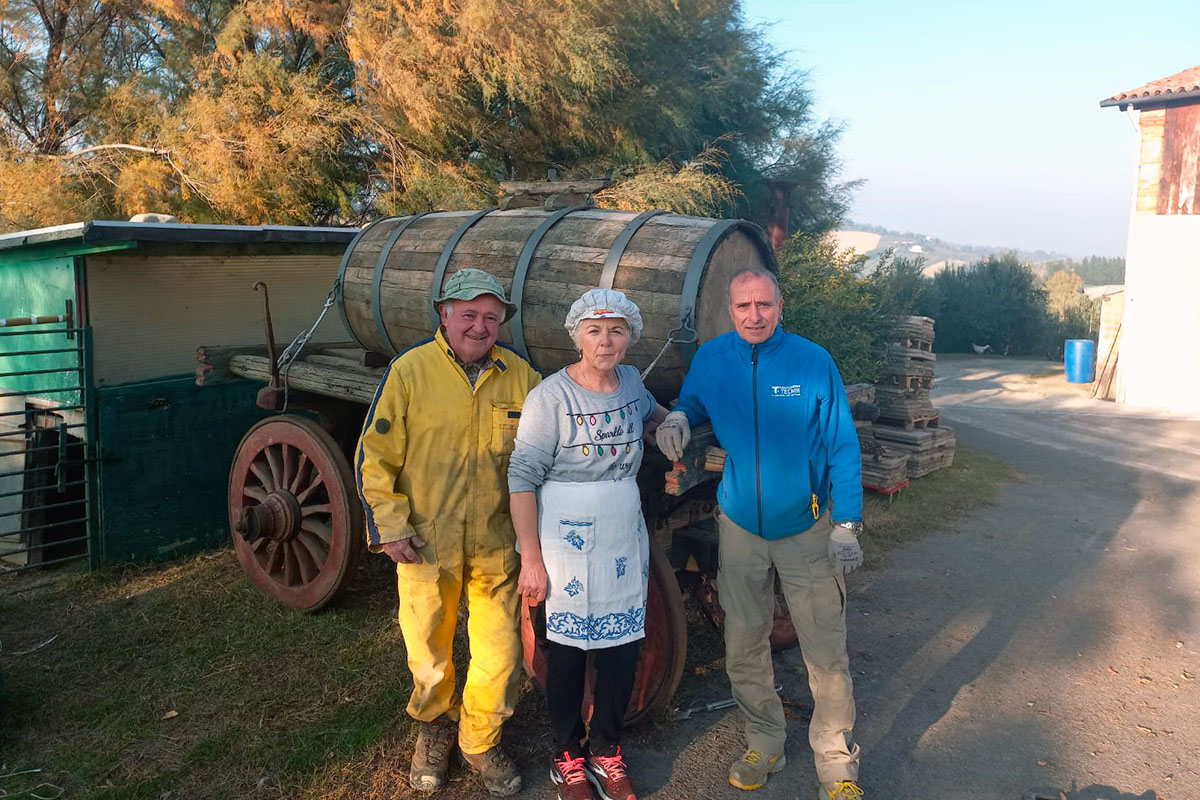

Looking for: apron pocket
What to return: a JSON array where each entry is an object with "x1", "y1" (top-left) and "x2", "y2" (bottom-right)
[{"x1": 553, "y1": 516, "x2": 596, "y2": 555}]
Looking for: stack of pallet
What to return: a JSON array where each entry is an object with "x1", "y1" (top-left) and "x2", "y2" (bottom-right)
[
  {"x1": 870, "y1": 315, "x2": 956, "y2": 481},
  {"x1": 876, "y1": 316, "x2": 939, "y2": 428},
  {"x1": 872, "y1": 425, "x2": 956, "y2": 478}
]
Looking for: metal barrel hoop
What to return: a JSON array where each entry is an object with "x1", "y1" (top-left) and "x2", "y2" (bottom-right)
[
  {"x1": 429, "y1": 208, "x2": 499, "y2": 332},
  {"x1": 599, "y1": 209, "x2": 667, "y2": 290},
  {"x1": 334, "y1": 216, "x2": 394, "y2": 350},
  {"x1": 371, "y1": 212, "x2": 432, "y2": 355},
  {"x1": 510, "y1": 206, "x2": 590, "y2": 365}
]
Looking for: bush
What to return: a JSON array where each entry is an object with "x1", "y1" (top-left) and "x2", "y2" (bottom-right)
[
  {"x1": 919, "y1": 253, "x2": 1049, "y2": 355},
  {"x1": 777, "y1": 236, "x2": 913, "y2": 383}
]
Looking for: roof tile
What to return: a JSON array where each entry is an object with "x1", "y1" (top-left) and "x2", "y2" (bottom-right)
[{"x1": 1106, "y1": 64, "x2": 1200, "y2": 105}]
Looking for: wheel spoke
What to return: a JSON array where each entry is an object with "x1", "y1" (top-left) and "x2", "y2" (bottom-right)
[
  {"x1": 296, "y1": 476, "x2": 325, "y2": 505},
  {"x1": 297, "y1": 530, "x2": 329, "y2": 566},
  {"x1": 265, "y1": 445, "x2": 284, "y2": 491},
  {"x1": 249, "y1": 458, "x2": 274, "y2": 492},
  {"x1": 302, "y1": 503, "x2": 332, "y2": 516},
  {"x1": 290, "y1": 453, "x2": 311, "y2": 494},
  {"x1": 282, "y1": 542, "x2": 299, "y2": 586},
  {"x1": 243, "y1": 485, "x2": 267, "y2": 502},
  {"x1": 301, "y1": 518, "x2": 333, "y2": 543},
  {"x1": 281, "y1": 443, "x2": 295, "y2": 491},
  {"x1": 264, "y1": 540, "x2": 284, "y2": 575},
  {"x1": 293, "y1": 541, "x2": 319, "y2": 583},
  {"x1": 251, "y1": 536, "x2": 270, "y2": 553}
]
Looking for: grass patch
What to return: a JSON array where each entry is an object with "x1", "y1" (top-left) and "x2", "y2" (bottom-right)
[
  {"x1": 860, "y1": 443, "x2": 1013, "y2": 569},
  {"x1": 0, "y1": 444, "x2": 1010, "y2": 798}
]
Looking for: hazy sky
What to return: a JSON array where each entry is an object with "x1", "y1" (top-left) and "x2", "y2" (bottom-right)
[{"x1": 741, "y1": 0, "x2": 1197, "y2": 257}]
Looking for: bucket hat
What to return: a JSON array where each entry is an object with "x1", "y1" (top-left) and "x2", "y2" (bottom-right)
[{"x1": 435, "y1": 268, "x2": 517, "y2": 322}]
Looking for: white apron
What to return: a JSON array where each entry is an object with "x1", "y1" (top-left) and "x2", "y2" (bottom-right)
[{"x1": 538, "y1": 478, "x2": 649, "y2": 649}]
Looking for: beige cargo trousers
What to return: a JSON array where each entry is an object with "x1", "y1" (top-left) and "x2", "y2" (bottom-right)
[{"x1": 717, "y1": 508, "x2": 860, "y2": 784}]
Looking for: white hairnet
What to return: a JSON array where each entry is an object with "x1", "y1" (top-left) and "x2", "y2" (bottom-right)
[{"x1": 563, "y1": 288, "x2": 643, "y2": 345}]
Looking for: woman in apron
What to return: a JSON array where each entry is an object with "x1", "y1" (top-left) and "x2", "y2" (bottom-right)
[{"x1": 508, "y1": 288, "x2": 669, "y2": 800}]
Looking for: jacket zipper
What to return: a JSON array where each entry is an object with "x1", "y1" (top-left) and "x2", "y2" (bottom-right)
[{"x1": 752, "y1": 343, "x2": 762, "y2": 537}]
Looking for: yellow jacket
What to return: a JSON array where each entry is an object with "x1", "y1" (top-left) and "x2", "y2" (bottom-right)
[{"x1": 355, "y1": 329, "x2": 541, "y2": 570}]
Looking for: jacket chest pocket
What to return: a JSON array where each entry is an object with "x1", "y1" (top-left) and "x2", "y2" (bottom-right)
[{"x1": 490, "y1": 402, "x2": 522, "y2": 455}]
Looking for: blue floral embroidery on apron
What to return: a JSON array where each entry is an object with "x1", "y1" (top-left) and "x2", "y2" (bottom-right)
[
  {"x1": 615, "y1": 557, "x2": 627, "y2": 578},
  {"x1": 564, "y1": 577, "x2": 584, "y2": 597},
  {"x1": 547, "y1": 607, "x2": 646, "y2": 641}
]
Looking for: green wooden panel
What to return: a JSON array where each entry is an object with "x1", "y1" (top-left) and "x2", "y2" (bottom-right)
[
  {"x1": 95, "y1": 376, "x2": 270, "y2": 563},
  {"x1": 0, "y1": 257, "x2": 81, "y2": 404}
]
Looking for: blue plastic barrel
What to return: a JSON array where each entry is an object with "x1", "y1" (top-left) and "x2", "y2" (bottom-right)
[{"x1": 1064, "y1": 339, "x2": 1095, "y2": 383}]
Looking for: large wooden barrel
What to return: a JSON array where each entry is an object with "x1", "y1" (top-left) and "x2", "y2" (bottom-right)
[{"x1": 336, "y1": 208, "x2": 776, "y2": 400}]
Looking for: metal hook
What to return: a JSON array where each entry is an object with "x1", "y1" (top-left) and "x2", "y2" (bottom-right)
[{"x1": 254, "y1": 281, "x2": 280, "y2": 387}]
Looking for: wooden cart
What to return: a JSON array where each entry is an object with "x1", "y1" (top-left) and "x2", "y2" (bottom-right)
[{"x1": 200, "y1": 201, "x2": 791, "y2": 723}]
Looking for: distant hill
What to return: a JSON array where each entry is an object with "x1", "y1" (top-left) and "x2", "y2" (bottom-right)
[{"x1": 832, "y1": 222, "x2": 1122, "y2": 282}]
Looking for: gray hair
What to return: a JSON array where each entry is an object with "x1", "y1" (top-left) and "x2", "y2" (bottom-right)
[{"x1": 728, "y1": 267, "x2": 781, "y2": 303}]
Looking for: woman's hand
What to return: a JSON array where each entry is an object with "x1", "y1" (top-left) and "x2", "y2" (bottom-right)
[{"x1": 518, "y1": 555, "x2": 549, "y2": 606}]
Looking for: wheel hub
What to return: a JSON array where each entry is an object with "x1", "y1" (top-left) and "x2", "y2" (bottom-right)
[{"x1": 235, "y1": 490, "x2": 303, "y2": 543}]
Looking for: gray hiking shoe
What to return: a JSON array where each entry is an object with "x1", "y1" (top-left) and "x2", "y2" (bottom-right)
[
  {"x1": 462, "y1": 745, "x2": 522, "y2": 796},
  {"x1": 728, "y1": 749, "x2": 786, "y2": 791},
  {"x1": 410, "y1": 717, "x2": 456, "y2": 792}
]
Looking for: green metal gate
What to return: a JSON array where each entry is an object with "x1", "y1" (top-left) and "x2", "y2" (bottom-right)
[{"x1": 0, "y1": 311, "x2": 94, "y2": 574}]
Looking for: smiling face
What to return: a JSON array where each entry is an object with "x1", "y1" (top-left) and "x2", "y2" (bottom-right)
[
  {"x1": 575, "y1": 318, "x2": 631, "y2": 374},
  {"x1": 728, "y1": 273, "x2": 781, "y2": 345},
  {"x1": 440, "y1": 293, "x2": 504, "y2": 363}
]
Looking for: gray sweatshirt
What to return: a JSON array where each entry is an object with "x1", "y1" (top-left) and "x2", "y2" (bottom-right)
[{"x1": 508, "y1": 364, "x2": 657, "y2": 493}]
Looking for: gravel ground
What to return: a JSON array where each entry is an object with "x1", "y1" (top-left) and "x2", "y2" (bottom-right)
[{"x1": 513, "y1": 357, "x2": 1200, "y2": 800}]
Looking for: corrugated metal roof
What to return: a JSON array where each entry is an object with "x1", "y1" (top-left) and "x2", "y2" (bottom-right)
[
  {"x1": 0, "y1": 220, "x2": 360, "y2": 254},
  {"x1": 1101, "y1": 64, "x2": 1200, "y2": 109}
]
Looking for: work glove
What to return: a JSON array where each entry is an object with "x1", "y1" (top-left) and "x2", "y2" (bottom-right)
[
  {"x1": 828, "y1": 523, "x2": 863, "y2": 575},
  {"x1": 655, "y1": 410, "x2": 691, "y2": 462}
]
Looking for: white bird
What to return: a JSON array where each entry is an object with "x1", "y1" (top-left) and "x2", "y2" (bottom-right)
[{"x1": 971, "y1": 343, "x2": 991, "y2": 354}]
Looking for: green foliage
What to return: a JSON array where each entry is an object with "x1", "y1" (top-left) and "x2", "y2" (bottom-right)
[
  {"x1": 777, "y1": 236, "x2": 917, "y2": 383},
  {"x1": 1039, "y1": 255, "x2": 1125, "y2": 285},
  {"x1": 918, "y1": 254, "x2": 1048, "y2": 355},
  {"x1": 917, "y1": 253, "x2": 1101, "y2": 357},
  {"x1": 0, "y1": 0, "x2": 851, "y2": 233}
]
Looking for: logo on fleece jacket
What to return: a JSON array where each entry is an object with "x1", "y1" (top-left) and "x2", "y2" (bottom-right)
[{"x1": 771, "y1": 384, "x2": 803, "y2": 397}]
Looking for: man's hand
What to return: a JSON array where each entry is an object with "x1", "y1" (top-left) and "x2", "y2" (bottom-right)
[
  {"x1": 655, "y1": 410, "x2": 691, "y2": 462},
  {"x1": 518, "y1": 555, "x2": 549, "y2": 606},
  {"x1": 828, "y1": 525, "x2": 863, "y2": 574},
  {"x1": 382, "y1": 534, "x2": 427, "y2": 564}
]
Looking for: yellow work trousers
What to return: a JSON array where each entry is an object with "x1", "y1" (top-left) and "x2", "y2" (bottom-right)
[{"x1": 395, "y1": 524, "x2": 521, "y2": 754}]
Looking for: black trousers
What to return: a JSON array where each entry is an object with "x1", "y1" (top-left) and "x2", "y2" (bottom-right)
[{"x1": 545, "y1": 639, "x2": 642, "y2": 758}]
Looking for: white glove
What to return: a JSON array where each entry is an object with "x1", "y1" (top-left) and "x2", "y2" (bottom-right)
[
  {"x1": 828, "y1": 524, "x2": 863, "y2": 574},
  {"x1": 655, "y1": 410, "x2": 691, "y2": 462}
]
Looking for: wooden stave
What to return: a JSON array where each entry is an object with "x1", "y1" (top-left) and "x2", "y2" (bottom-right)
[{"x1": 339, "y1": 209, "x2": 774, "y2": 400}]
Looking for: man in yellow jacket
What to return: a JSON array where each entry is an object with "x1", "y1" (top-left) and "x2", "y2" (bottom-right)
[{"x1": 356, "y1": 268, "x2": 541, "y2": 796}]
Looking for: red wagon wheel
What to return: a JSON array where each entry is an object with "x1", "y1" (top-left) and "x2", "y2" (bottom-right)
[
  {"x1": 521, "y1": 540, "x2": 687, "y2": 726},
  {"x1": 228, "y1": 415, "x2": 362, "y2": 612}
]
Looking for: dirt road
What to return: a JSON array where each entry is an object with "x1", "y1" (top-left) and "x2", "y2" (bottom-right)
[{"x1": 590, "y1": 356, "x2": 1200, "y2": 800}]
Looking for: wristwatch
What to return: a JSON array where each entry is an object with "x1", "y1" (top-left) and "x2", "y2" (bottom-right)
[{"x1": 835, "y1": 521, "x2": 864, "y2": 535}]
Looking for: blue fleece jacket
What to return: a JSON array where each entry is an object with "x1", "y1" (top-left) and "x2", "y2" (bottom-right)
[{"x1": 675, "y1": 327, "x2": 863, "y2": 539}]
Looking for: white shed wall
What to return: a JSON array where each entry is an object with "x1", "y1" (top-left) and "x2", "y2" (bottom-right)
[{"x1": 87, "y1": 252, "x2": 347, "y2": 386}]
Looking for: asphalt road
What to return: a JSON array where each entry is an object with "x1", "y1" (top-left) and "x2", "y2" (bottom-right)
[{"x1": 610, "y1": 357, "x2": 1200, "y2": 800}]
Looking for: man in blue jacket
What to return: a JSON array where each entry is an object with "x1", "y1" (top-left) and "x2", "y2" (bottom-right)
[{"x1": 656, "y1": 267, "x2": 865, "y2": 800}]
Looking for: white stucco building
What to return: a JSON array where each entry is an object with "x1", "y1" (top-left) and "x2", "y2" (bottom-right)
[{"x1": 1102, "y1": 65, "x2": 1200, "y2": 413}]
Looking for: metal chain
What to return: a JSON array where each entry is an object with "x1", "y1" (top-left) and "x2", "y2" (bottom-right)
[{"x1": 276, "y1": 281, "x2": 339, "y2": 412}]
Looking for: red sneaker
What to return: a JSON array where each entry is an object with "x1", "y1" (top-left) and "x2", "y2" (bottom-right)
[
  {"x1": 585, "y1": 746, "x2": 636, "y2": 800},
  {"x1": 551, "y1": 751, "x2": 597, "y2": 800}
]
